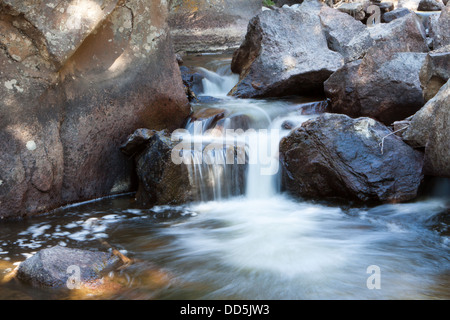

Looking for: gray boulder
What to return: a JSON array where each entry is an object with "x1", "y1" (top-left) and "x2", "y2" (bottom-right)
[
  {"x1": 325, "y1": 52, "x2": 427, "y2": 125},
  {"x1": 16, "y1": 246, "x2": 121, "y2": 288},
  {"x1": 229, "y1": 0, "x2": 344, "y2": 98},
  {"x1": 279, "y1": 113, "x2": 424, "y2": 203}
]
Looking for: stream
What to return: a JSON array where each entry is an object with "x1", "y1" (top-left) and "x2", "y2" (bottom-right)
[{"x1": 0, "y1": 54, "x2": 449, "y2": 300}]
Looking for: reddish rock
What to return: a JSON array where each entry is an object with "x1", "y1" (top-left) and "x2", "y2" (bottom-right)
[{"x1": 0, "y1": 0, "x2": 190, "y2": 219}]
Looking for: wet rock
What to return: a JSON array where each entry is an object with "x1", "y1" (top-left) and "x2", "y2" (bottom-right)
[
  {"x1": 419, "y1": 49, "x2": 450, "y2": 101},
  {"x1": 188, "y1": 108, "x2": 228, "y2": 130},
  {"x1": 0, "y1": 0, "x2": 190, "y2": 219},
  {"x1": 418, "y1": 0, "x2": 445, "y2": 11},
  {"x1": 298, "y1": 100, "x2": 331, "y2": 115},
  {"x1": 124, "y1": 130, "x2": 193, "y2": 206},
  {"x1": 382, "y1": 8, "x2": 413, "y2": 23},
  {"x1": 325, "y1": 52, "x2": 427, "y2": 125},
  {"x1": 229, "y1": 0, "x2": 344, "y2": 98},
  {"x1": 196, "y1": 96, "x2": 223, "y2": 104},
  {"x1": 279, "y1": 113, "x2": 424, "y2": 203},
  {"x1": 16, "y1": 246, "x2": 121, "y2": 288},
  {"x1": 168, "y1": 0, "x2": 262, "y2": 53},
  {"x1": 403, "y1": 80, "x2": 450, "y2": 177},
  {"x1": 281, "y1": 120, "x2": 296, "y2": 130},
  {"x1": 180, "y1": 66, "x2": 205, "y2": 96}
]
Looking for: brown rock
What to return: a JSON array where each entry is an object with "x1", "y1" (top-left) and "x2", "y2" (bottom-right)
[{"x1": 0, "y1": 0, "x2": 190, "y2": 219}]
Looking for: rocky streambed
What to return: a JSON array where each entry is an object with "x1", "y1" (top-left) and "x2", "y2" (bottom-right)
[{"x1": 0, "y1": 0, "x2": 449, "y2": 300}]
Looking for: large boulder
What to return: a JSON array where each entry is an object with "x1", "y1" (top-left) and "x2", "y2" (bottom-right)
[
  {"x1": 403, "y1": 80, "x2": 450, "y2": 177},
  {"x1": 0, "y1": 0, "x2": 190, "y2": 219},
  {"x1": 325, "y1": 52, "x2": 427, "y2": 125},
  {"x1": 16, "y1": 246, "x2": 121, "y2": 288},
  {"x1": 229, "y1": 0, "x2": 344, "y2": 98},
  {"x1": 279, "y1": 113, "x2": 424, "y2": 203},
  {"x1": 324, "y1": 13, "x2": 430, "y2": 125},
  {"x1": 168, "y1": 0, "x2": 262, "y2": 53}
]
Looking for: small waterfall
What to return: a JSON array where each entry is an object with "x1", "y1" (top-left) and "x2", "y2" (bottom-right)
[
  {"x1": 196, "y1": 66, "x2": 239, "y2": 98},
  {"x1": 179, "y1": 60, "x2": 321, "y2": 202}
]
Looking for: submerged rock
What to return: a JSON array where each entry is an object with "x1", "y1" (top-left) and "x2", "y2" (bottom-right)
[
  {"x1": 403, "y1": 80, "x2": 450, "y2": 177},
  {"x1": 279, "y1": 113, "x2": 424, "y2": 203},
  {"x1": 180, "y1": 66, "x2": 205, "y2": 97},
  {"x1": 229, "y1": 0, "x2": 344, "y2": 98},
  {"x1": 16, "y1": 246, "x2": 121, "y2": 288}
]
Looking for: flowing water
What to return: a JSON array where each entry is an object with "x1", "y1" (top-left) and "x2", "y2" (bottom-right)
[{"x1": 0, "y1": 54, "x2": 449, "y2": 300}]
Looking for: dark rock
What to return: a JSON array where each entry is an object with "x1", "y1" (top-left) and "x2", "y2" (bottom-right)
[
  {"x1": 279, "y1": 113, "x2": 424, "y2": 203},
  {"x1": 195, "y1": 96, "x2": 223, "y2": 104},
  {"x1": 180, "y1": 66, "x2": 205, "y2": 96},
  {"x1": 229, "y1": 0, "x2": 344, "y2": 98},
  {"x1": 325, "y1": 13, "x2": 429, "y2": 125},
  {"x1": 298, "y1": 100, "x2": 331, "y2": 115},
  {"x1": 120, "y1": 129, "x2": 157, "y2": 157},
  {"x1": 16, "y1": 246, "x2": 121, "y2": 288},
  {"x1": 403, "y1": 80, "x2": 450, "y2": 177},
  {"x1": 419, "y1": 49, "x2": 450, "y2": 101},
  {"x1": 382, "y1": 8, "x2": 413, "y2": 23},
  {"x1": 282, "y1": 120, "x2": 296, "y2": 130},
  {"x1": 325, "y1": 52, "x2": 427, "y2": 125},
  {"x1": 418, "y1": 0, "x2": 445, "y2": 11},
  {"x1": 126, "y1": 130, "x2": 193, "y2": 206}
]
